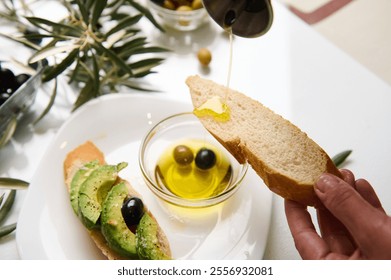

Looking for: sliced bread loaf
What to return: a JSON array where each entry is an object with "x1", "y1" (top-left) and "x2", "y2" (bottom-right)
[{"x1": 186, "y1": 75, "x2": 341, "y2": 206}]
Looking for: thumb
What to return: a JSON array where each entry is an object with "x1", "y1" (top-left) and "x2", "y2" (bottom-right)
[
  {"x1": 314, "y1": 173, "x2": 387, "y2": 254},
  {"x1": 315, "y1": 173, "x2": 372, "y2": 216}
]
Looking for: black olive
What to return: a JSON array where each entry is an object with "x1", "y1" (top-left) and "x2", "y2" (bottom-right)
[
  {"x1": 0, "y1": 67, "x2": 17, "y2": 93},
  {"x1": 173, "y1": 145, "x2": 194, "y2": 166},
  {"x1": 195, "y1": 148, "x2": 216, "y2": 170},
  {"x1": 121, "y1": 196, "x2": 145, "y2": 230}
]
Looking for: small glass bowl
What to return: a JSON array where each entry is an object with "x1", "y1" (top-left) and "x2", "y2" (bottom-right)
[
  {"x1": 139, "y1": 112, "x2": 248, "y2": 208},
  {"x1": 148, "y1": 0, "x2": 209, "y2": 31},
  {"x1": 0, "y1": 61, "x2": 43, "y2": 148}
]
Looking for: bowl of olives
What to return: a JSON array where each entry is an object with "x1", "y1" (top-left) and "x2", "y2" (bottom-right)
[
  {"x1": 139, "y1": 112, "x2": 248, "y2": 208},
  {"x1": 0, "y1": 61, "x2": 43, "y2": 148},
  {"x1": 148, "y1": 0, "x2": 209, "y2": 31}
]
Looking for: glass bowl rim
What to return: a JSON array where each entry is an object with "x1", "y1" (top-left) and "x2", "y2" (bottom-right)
[{"x1": 138, "y1": 112, "x2": 249, "y2": 208}]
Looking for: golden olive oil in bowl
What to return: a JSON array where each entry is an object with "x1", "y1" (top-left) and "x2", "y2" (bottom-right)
[
  {"x1": 139, "y1": 112, "x2": 248, "y2": 208},
  {"x1": 155, "y1": 139, "x2": 232, "y2": 200}
]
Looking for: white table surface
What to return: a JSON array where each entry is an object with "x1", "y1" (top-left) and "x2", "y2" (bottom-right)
[{"x1": 1, "y1": 1, "x2": 390, "y2": 260}]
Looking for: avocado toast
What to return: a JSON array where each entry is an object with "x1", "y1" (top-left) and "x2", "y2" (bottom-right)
[{"x1": 63, "y1": 141, "x2": 171, "y2": 260}]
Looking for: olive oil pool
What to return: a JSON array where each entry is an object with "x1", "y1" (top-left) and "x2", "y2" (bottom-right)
[{"x1": 154, "y1": 139, "x2": 233, "y2": 200}]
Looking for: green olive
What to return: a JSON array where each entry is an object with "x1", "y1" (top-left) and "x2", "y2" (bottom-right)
[
  {"x1": 173, "y1": 145, "x2": 194, "y2": 166},
  {"x1": 163, "y1": 0, "x2": 176, "y2": 10},
  {"x1": 191, "y1": 0, "x2": 203, "y2": 10},
  {"x1": 197, "y1": 48, "x2": 212, "y2": 66},
  {"x1": 176, "y1": 5, "x2": 192, "y2": 12}
]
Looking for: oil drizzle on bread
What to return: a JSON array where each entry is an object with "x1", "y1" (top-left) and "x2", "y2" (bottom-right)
[
  {"x1": 193, "y1": 95, "x2": 230, "y2": 121},
  {"x1": 226, "y1": 28, "x2": 233, "y2": 94},
  {"x1": 193, "y1": 29, "x2": 233, "y2": 122}
]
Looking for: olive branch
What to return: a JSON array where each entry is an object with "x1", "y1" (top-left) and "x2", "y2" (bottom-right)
[{"x1": 0, "y1": 0, "x2": 168, "y2": 121}]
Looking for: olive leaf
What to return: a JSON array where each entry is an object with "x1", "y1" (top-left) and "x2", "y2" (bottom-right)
[
  {"x1": 332, "y1": 150, "x2": 352, "y2": 167},
  {"x1": 74, "y1": 0, "x2": 89, "y2": 24},
  {"x1": 0, "y1": 32, "x2": 38, "y2": 50},
  {"x1": 29, "y1": 44, "x2": 80, "y2": 65},
  {"x1": 106, "y1": 14, "x2": 143, "y2": 37},
  {"x1": 0, "y1": 190, "x2": 16, "y2": 224},
  {"x1": 41, "y1": 48, "x2": 80, "y2": 82},
  {"x1": 91, "y1": 0, "x2": 108, "y2": 27},
  {"x1": 125, "y1": 0, "x2": 164, "y2": 32},
  {"x1": 0, "y1": 178, "x2": 29, "y2": 190},
  {"x1": 0, "y1": 177, "x2": 29, "y2": 238},
  {"x1": 130, "y1": 58, "x2": 165, "y2": 77},
  {"x1": 33, "y1": 78, "x2": 57, "y2": 124},
  {"x1": 0, "y1": 223, "x2": 17, "y2": 238},
  {"x1": 25, "y1": 16, "x2": 82, "y2": 35},
  {"x1": 0, "y1": 190, "x2": 17, "y2": 239}
]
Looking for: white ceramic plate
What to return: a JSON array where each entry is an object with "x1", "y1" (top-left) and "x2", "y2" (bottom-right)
[{"x1": 16, "y1": 94, "x2": 273, "y2": 260}]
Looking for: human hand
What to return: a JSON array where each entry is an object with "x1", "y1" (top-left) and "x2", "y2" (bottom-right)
[{"x1": 285, "y1": 169, "x2": 391, "y2": 259}]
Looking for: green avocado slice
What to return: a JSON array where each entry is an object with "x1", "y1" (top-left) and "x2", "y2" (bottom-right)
[
  {"x1": 69, "y1": 160, "x2": 100, "y2": 215},
  {"x1": 78, "y1": 162, "x2": 127, "y2": 229},
  {"x1": 136, "y1": 213, "x2": 171, "y2": 260},
  {"x1": 101, "y1": 182, "x2": 138, "y2": 258}
]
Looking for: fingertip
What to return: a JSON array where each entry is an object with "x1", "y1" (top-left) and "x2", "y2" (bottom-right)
[
  {"x1": 355, "y1": 178, "x2": 371, "y2": 187},
  {"x1": 314, "y1": 173, "x2": 360, "y2": 217},
  {"x1": 339, "y1": 169, "x2": 355, "y2": 186},
  {"x1": 314, "y1": 173, "x2": 341, "y2": 193}
]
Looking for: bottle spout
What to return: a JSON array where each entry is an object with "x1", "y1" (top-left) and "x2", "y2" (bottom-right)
[
  {"x1": 203, "y1": 0, "x2": 274, "y2": 38},
  {"x1": 223, "y1": 0, "x2": 248, "y2": 28},
  {"x1": 224, "y1": 10, "x2": 236, "y2": 27}
]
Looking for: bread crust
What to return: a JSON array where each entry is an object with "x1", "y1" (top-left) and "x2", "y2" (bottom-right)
[
  {"x1": 187, "y1": 75, "x2": 341, "y2": 206},
  {"x1": 63, "y1": 141, "x2": 171, "y2": 259}
]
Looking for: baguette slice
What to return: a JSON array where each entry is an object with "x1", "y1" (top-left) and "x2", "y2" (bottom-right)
[
  {"x1": 63, "y1": 141, "x2": 171, "y2": 259},
  {"x1": 186, "y1": 75, "x2": 341, "y2": 206}
]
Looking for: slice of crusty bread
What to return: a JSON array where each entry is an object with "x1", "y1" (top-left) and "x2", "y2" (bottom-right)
[
  {"x1": 63, "y1": 141, "x2": 171, "y2": 259},
  {"x1": 186, "y1": 75, "x2": 341, "y2": 206}
]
